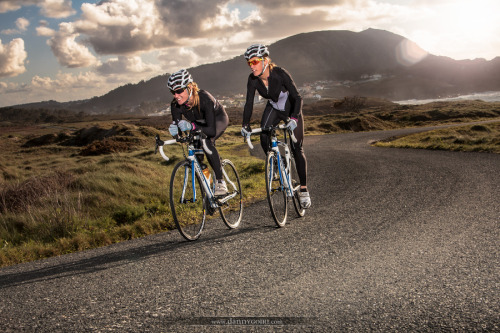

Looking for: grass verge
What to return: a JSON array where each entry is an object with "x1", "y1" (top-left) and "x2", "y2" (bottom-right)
[
  {"x1": 0, "y1": 124, "x2": 265, "y2": 267},
  {"x1": 374, "y1": 121, "x2": 500, "y2": 153}
]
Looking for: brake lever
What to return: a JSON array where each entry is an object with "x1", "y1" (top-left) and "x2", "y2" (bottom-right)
[{"x1": 154, "y1": 134, "x2": 164, "y2": 154}]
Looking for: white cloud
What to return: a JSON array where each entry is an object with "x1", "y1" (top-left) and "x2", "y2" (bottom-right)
[
  {"x1": 96, "y1": 55, "x2": 162, "y2": 75},
  {"x1": 0, "y1": 29, "x2": 18, "y2": 35},
  {"x1": 0, "y1": 38, "x2": 28, "y2": 77},
  {"x1": 0, "y1": 1, "x2": 27, "y2": 13},
  {"x1": 31, "y1": 71, "x2": 103, "y2": 91},
  {"x1": 74, "y1": 0, "x2": 171, "y2": 54},
  {"x1": 39, "y1": 0, "x2": 75, "y2": 18},
  {"x1": 16, "y1": 17, "x2": 30, "y2": 31},
  {"x1": 0, "y1": 81, "x2": 32, "y2": 107},
  {"x1": 0, "y1": 71, "x2": 110, "y2": 107},
  {"x1": 0, "y1": 0, "x2": 75, "y2": 18},
  {"x1": 202, "y1": 4, "x2": 244, "y2": 30},
  {"x1": 158, "y1": 47, "x2": 203, "y2": 70},
  {"x1": 36, "y1": 20, "x2": 55, "y2": 37},
  {"x1": 47, "y1": 22, "x2": 97, "y2": 68},
  {"x1": 1, "y1": 17, "x2": 30, "y2": 35},
  {"x1": 0, "y1": 81, "x2": 29, "y2": 93},
  {"x1": 65, "y1": 0, "x2": 259, "y2": 56},
  {"x1": 36, "y1": 26, "x2": 56, "y2": 37},
  {"x1": 158, "y1": 40, "x2": 246, "y2": 73}
]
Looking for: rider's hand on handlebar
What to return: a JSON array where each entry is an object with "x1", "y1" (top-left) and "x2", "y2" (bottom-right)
[
  {"x1": 241, "y1": 124, "x2": 252, "y2": 138},
  {"x1": 169, "y1": 123, "x2": 178, "y2": 137},
  {"x1": 178, "y1": 120, "x2": 193, "y2": 132},
  {"x1": 286, "y1": 118, "x2": 297, "y2": 131}
]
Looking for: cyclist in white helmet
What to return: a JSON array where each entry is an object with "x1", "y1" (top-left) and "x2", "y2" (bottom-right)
[
  {"x1": 167, "y1": 69, "x2": 229, "y2": 196},
  {"x1": 241, "y1": 44, "x2": 311, "y2": 209}
]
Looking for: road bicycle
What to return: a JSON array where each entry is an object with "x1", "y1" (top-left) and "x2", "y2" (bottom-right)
[
  {"x1": 155, "y1": 130, "x2": 243, "y2": 241},
  {"x1": 246, "y1": 122, "x2": 305, "y2": 227}
]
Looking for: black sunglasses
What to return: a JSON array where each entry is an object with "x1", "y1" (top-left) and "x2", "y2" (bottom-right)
[{"x1": 170, "y1": 88, "x2": 185, "y2": 95}]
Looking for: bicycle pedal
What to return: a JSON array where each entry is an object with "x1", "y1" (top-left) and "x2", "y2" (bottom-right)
[
  {"x1": 215, "y1": 193, "x2": 231, "y2": 204},
  {"x1": 214, "y1": 194, "x2": 227, "y2": 201}
]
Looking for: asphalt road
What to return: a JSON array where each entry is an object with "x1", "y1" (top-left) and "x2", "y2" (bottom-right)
[{"x1": 1, "y1": 125, "x2": 499, "y2": 332}]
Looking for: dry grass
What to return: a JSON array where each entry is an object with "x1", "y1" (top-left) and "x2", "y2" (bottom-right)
[
  {"x1": 374, "y1": 121, "x2": 500, "y2": 153},
  {"x1": 0, "y1": 120, "x2": 264, "y2": 266}
]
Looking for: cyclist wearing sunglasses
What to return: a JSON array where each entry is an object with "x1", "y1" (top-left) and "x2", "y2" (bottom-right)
[
  {"x1": 241, "y1": 44, "x2": 311, "y2": 209},
  {"x1": 167, "y1": 69, "x2": 230, "y2": 196}
]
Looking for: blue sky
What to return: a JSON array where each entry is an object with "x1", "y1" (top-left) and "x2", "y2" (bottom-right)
[{"x1": 1, "y1": 0, "x2": 499, "y2": 107}]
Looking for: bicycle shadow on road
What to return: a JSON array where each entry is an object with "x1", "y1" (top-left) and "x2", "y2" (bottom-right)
[{"x1": 0, "y1": 214, "x2": 281, "y2": 289}]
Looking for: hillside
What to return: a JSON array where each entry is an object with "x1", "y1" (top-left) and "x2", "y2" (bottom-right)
[{"x1": 2, "y1": 28, "x2": 500, "y2": 115}]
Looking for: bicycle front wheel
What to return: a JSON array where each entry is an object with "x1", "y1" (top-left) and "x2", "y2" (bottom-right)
[
  {"x1": 265, "y1": 151, "x2": 287, "y2": 227},
  {"x1": 169, "y1": 160, "x2": 206, "y2": 241},
  {"x1": 218, "y1": 159, "x2": 243, "y2": 229},
  {"x1": 289, "y1": 154, "x2": 305, "y2": 217}
]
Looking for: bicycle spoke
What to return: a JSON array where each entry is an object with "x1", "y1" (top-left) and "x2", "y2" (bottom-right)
[{"x1": 218, "y1": 159, "x2": 243, "y2": 229}]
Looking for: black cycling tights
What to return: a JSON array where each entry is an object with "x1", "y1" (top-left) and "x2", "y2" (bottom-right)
[{"x1": 260, "y1": 108, "x2": 307, "y2": 187}]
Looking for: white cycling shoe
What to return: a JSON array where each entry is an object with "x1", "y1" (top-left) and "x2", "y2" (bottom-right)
[
  {"x1": 298, "y1": 191, "x2": 311, "y2": 209},
  {"x1": 214, "y1": 180, "x2": 228, "y2": 196}
]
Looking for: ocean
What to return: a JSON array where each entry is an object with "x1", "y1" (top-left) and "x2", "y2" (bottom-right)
[{"x1": 394, "y1": 91, "x2": 500, "y2": 105}]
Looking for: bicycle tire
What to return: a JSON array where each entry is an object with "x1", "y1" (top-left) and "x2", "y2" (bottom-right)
[
  {"x1": 289, "y1": 154, "x2": 305, "y2": 217},
  {"x1": 265, "y1": 151, "x2": 287, "y2": 227},
  {"x1": 169, "y1": 160, "x2": 206, "y2": 241},
  {"x1": 218, "y1": 159, "x2": 243, "y2": 229}
]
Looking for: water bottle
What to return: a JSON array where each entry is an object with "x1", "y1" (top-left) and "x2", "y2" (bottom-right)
[{"x1": 202, "y1": 167, "x2": 211, "y2": 187}]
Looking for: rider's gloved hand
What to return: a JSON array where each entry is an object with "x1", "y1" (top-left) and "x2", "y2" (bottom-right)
[
  {"x1": 178, "y1": 120, "x2": 193, "y2": 132},
  {"x1": 241, "y1": 124, "x2": 252, "y2": 137},
  {"x1": 286, "y1": 118, "x2": 298, "y2": 131},
  {"x1": 169, "y1": 123, "x2": 178, "y2": 137}
]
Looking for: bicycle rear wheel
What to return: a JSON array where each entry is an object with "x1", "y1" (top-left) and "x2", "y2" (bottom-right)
[
  {"x1": 169, "y1": 160, "x2": 206, "y2": 241},
  {"x1": 265, "y1": 151, "x2": 287, "y2": 227},
  {"x1": 218, "y1": 159, "x2": 243, "y2": 229},
  {"x1": 289, "y1": 154, "x2": 305, "y2": 217}
]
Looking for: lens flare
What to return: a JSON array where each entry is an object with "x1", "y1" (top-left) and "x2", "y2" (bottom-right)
[{"x1": 396, "y1": 39, "x2": 428, "y2": 66}]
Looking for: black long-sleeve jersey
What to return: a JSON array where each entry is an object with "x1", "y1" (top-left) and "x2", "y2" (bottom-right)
[
  {"x1": 170, "y1": 90, "x2": 225, "y2": 138},
  {"x1": 242, "y1": 66, "x2": 303, "y2": 125}
]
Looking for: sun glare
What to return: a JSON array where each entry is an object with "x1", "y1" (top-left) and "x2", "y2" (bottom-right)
[
  {"x1": 411, "y1": 0, "x2": 500, "y2": 59},
  {"x1": 396, "y1": 39, "x2": 428, "y2": 66},
  {"x1": 439, "y1": 0, "x2": 498, "y2": 37}
]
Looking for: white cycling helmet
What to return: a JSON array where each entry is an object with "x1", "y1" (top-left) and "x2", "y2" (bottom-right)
[
  {"x1": 167, "y1": 69, "x2": 193, "y2": 91},
  {"x1": 244, "y1": 44, "x2": 269, "y2": 60}
]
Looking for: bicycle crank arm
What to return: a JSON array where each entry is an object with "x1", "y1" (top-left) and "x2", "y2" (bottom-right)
[{"x1": 216, "y1": 192, "x2": 238, "y2": 204}]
